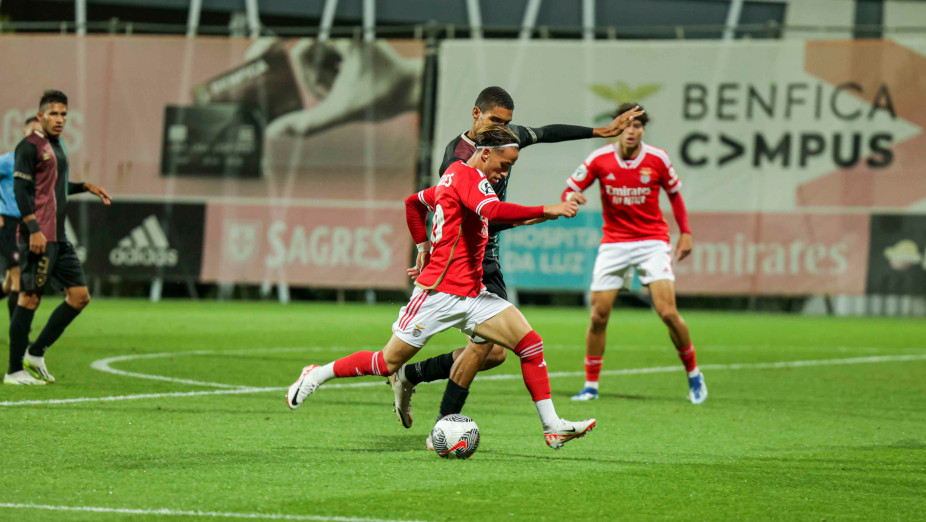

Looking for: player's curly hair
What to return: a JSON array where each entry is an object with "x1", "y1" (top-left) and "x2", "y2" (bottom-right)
[
  {"x1": 39, "y1": 90, "x2": 68, "y2": 112},
  {"x1": 614, "y1": 102, "x2": 649, "y2": 127},
  {"x1": 474, "y1": 124, "x2": 520, "y2": 149}
]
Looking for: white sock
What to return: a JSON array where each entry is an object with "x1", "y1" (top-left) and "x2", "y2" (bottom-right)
[
  {"x1": 314, "y1": 362, "x2": 336, "y2": 384},
  {"x1": 687, "y1": 368, "x2": 701, "y2": 379},
  {"x1": 534, "y1": 399, "x2": 560, "y2": 431},
  {"x1": 584, "y1": 381, "x2": 599, "y2": 391}
]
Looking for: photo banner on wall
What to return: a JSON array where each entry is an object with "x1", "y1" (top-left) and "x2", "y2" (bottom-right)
[
  {"x1": 436, "y1": 39, "x2": 926, "y2": 295},
  {"x1": 0, "y1": 36, "x2": 424, "y2": 289}
]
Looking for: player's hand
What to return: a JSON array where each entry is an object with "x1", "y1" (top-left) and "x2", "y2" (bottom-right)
[
  {"x1": 85, "y1": 183, "x2": 113, "y2": 206},
  {"x1": 30, "y1": 231, "x2": 47, "y2": 255},
  {"x1": 595, "y1": 105, "x2": 645, "y2": 138},
  {"x1": 566, "y1": 191, "x2": 588, "y2": 205},
  {"x1": 675, "y1": 233, "x2": 692, "y2": 262},
  {"x1": 543, "y1": 201, "x2": 579, "y2": 220},
  {"x1": 407, "y1": 251, "x2": 429, "y2": 280},
  {"x1": 0, "y1": 215, "x2": 4, "y2": 228}
]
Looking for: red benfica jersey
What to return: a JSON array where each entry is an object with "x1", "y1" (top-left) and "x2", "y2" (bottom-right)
[
  {"x1": 564, "y1": 142, "x2": 681, "y2": 244},
  {"x1": 415, "y1": 161, "x2": 499, "y2": 297}
]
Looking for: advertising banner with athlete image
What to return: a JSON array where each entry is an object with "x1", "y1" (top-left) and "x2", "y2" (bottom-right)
[
  {"x1": 0, "y1": 36, "x2": 423, "y2": 289},
  {"x1": 437, "y1": 39, "x2": 926, "y2": 295},
  {"x1": 65, "y1": 201, "x2": 206, "y2": 280}
]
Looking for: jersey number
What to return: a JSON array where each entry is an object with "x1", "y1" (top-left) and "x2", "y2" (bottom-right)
[{"x1": 430, "y1": 204, "x2": 444, "y2": 245}]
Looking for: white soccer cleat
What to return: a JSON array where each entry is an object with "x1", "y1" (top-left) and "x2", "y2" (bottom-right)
[
  {"x1": 544, "y1": 418, "x2": 596, "y2": 450},
  {"x1": 389, "y1": 365, "x2": 415, "y2": 428},
  {"x1": 688, "y1": 372, "x2": 708, "y2": 405},
  {"x1": 4, "y1": 370, "x2": 46, "y2": 386},
  {"x1": 425, "y1": 433, "x2": 434, "y2": 451},
  {"x1": 286, "y1": 365, "x2": 320, "y2": 410},
  {"x1": 23, "y1": 353, "x2": 55, "y2": 383}
]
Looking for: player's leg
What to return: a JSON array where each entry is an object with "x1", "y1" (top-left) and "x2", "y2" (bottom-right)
[
  {"x1": 287, "y1": 288, "x2": 450, "y2": 410},
  {"x1": 22, "y1": 242, "x2": 88, "y2": 383},
  {"x1": 392, "y1": 260, "x2": 508, "y2": 427},
  {"x1": 574, "y1": 289, "x2": 619, "y2": 401},
  {"x1": 573, "y1": 243, "x2": 629, "y2": 400},
  {"x1": 4, "y1": 218, "x2": 21, "y2": 319},
  {"x1": 473, "y1": 304, "x2": 596, "y2": 449},
  {"x1": 4, "y1": 242, "x2": 50, "y2": 385},
  {"x1": 636, "y1": 240, "x2": 705, "y2": 404},
  {"x1": 6, "y1": 267, "x2": 20, "y2": 319},
  {"x1": 287, "y1": 333, "x2": 421, "y2": 409},
  {"x1": 649, "y1": 279, "x2": 705, "y2": 403}
]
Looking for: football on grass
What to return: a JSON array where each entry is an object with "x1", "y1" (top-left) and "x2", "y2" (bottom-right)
[{"x1": 430, "y1": 414, "x2": 480, "y2": 459}]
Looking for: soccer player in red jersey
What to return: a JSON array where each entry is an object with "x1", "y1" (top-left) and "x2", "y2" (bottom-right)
[
  {"x1": 286, "y1": 125, "x2": 596, "y2": 450},
  {"x1": 562, "y1": 103, "x2": 706, "y2": 404}
]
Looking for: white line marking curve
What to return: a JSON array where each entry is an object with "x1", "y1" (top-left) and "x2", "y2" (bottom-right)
[
  {"x1": 0, "y1": 502, "x2": 423, "y2": 522},
  {"x1": 2, "y1": 353, "x2": 924, "y2": 407}
]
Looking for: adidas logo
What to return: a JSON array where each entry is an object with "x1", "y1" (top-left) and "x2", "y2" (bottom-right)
[
  {"x1": 605, "y1": 173, "x2": 616, "y2": 181},
  {"x1": 109, "y1": 215, "x2": 179, "y2": 267}
]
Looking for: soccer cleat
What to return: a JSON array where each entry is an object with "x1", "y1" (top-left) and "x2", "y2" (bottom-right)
[
  {"x1": 286, "y1": 365, "x2": 320, "y2": 410},
  {"x1": 688, "y1": 372, "x2": 708, "y2": 404},
  {"x1": 425, "y1": 433, "x2": 434, "y2": 451},
  {"x1": 23, "y1": 353, "x2": 55, "y2": 383},
  {"x1": 570, "y1": 387, "x2": 599, "y2": 401},
  {"x1": 389, "y1": 365, "x2": 415, "y2": 428},
  {"x1": 544, "y1": 418, "x2": 596, "y2": 450},
  {"x1": 3, "y1": 370, "x2": 46, "y2": 386}
]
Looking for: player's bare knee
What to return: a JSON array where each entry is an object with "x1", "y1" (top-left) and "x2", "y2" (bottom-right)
[
  {"x1": 481, "y1": 345, "x2": 507, "y2": 370},
  {"x1": 589, "y1": 308, "x2": 611, "y2": 331},
  {"x1": 18, "y1": 292, "x2": 40, "y2": 309},
  {"x1": 69, "y1": 291, "x2": 91, "y2": 310},
  {"x1": 657, "y1": 307, "x2": 680, "y2": 325}
]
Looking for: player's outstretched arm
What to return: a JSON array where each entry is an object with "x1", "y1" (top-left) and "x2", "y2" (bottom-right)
[
  {"x1": 73, "y1": 182, "x2": 112, "y2": 205},
  {"x1": 542, "y1": 201, "x2": 579, "y2": 220},
  {"x1": 518, "y1": 105, "x2": 645, "y2": 147}
]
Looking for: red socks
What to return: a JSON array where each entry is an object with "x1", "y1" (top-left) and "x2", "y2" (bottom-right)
[
  {"x1": 677, "y1": 344, "x2": 697, "y2": 372},
  {"x1": 584, "y1": 355, "x2": 603, "y2": 383},
  {"x1": 513, "y1": 330, "x2": 551, "y2": 401},
  {"x1": 333, "y1": 350, "x2": 391, "y2": 378}
]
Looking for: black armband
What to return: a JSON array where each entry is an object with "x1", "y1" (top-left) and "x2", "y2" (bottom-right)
[{"x1": 25, "y1": 220, "x2": 41, "y2": 234}]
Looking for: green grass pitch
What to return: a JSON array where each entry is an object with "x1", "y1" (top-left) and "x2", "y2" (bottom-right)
[{"x1": 1, "y1": 299, "x2": 925, "y2": 521}]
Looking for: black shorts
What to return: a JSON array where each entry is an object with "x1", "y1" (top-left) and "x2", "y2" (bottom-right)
[
  {"x1": 0, "y1": 215, "x2": 20, "y2": 271},
  {"x1": 19, "y1": 241, "x2": 87, "y2": 294},
  {"x1": 482, "y1": 256, "x2": 507, "y2": 301}
]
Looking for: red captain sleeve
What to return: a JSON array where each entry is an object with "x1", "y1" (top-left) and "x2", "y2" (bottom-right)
[{"x1": 668, "y1": 190, "x2": 691, "y2": 234}]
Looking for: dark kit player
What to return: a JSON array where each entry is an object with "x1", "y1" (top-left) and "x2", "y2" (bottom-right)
[
  {"x1": 4, "y1": 90, "x2": 112, "y2": 386},
  {"x1": 390, "y1": 86, "x2": 643, "y2": 436}
]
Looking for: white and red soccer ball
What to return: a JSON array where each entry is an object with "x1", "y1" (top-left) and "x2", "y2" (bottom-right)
[{"x1": 430, "y1": 414, "x2": 480, "y2": 459}]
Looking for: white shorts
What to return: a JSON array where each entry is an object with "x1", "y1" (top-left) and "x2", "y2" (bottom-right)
[
  {"x1": 590, "y1": 240, "x2": 675, "y2": 292},
  {"x1": 391, "y1": 286, "x2": 513, "y2": 348}
]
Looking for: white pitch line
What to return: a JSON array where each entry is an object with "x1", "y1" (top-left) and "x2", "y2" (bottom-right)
[
  {"x1": 0, "y1": 502, "x2": 423, "y2": 522},
  {"x1": 2, "y1": 353, "x2": 925, "y2": 408},
  {"x1": 90, "y1": 352, "x2": 251, "y2": 389}
]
